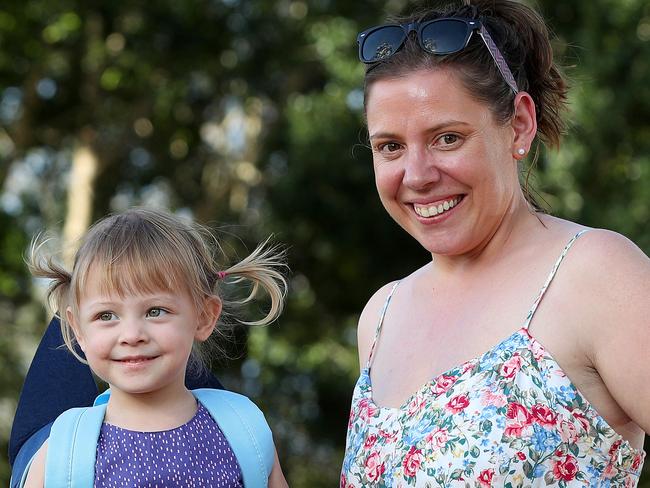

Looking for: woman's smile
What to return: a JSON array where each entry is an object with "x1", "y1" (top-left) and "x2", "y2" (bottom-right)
[{"x1": 412, "y1": 195, "x2": 464, "y2": 219}]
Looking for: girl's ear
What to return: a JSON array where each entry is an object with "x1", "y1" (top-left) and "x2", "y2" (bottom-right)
[
  {"x1": 195, "y1": 296, "x2": 222, "y2": 342},
  {"x1": 511, "y1": 91, "x2": 537, "y2": 159},
  {"x1": 66, "y1": 306, "x2": 85, "y2": 351}
]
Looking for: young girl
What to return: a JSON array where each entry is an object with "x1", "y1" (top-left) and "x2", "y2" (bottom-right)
[{"x1": 18, "y1": 207, "x2": 289, "y2": 488}]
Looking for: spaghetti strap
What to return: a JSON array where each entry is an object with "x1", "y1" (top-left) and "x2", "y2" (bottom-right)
[
  {"x1": 523, "y1": 229, "x2": 590, "y2": 330},
  {"x1": 366, "y1": 281, "x2": 401, "y2": 370}
]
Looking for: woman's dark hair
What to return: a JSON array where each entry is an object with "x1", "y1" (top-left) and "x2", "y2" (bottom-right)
[
  {"x1": 363, "y1": 0, "x2": 569, "y2": 210},
  {"x1": 364, "y1": 0, "x2": 568, "y2": 148}
]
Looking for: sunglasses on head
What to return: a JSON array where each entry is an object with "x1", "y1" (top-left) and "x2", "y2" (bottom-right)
[{"x1": 357, "y1": 17, "x2": 519, "y2": 94}]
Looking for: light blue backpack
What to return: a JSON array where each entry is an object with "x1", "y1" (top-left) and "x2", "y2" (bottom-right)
[{"x1": 16, "y1": 388, "x2": 275, "y2": 488}]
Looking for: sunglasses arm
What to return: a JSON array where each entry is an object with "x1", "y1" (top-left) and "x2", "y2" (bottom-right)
[{"x1": 477, "y1": 25, "x2": 519, "y2": 94}]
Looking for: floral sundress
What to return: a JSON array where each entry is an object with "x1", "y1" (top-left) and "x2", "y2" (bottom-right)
[{"x1": 342, "y1": 231, "x2": 645, "y2": 487}]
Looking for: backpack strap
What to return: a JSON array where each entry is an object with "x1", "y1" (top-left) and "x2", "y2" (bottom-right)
[
  {"x1": 193, "y1": 388, "x2": 274, "y2": 487},
  {"x1": 43, "y1": 403, "x2": 106, "y2": 488},
  {"x1": 35, "y1": 388, "x2": 273, "y2": 488}
]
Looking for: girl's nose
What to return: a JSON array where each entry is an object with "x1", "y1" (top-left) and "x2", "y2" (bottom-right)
[{"x1": 119, "y1": 319, "x2": 148, "y2": 345}]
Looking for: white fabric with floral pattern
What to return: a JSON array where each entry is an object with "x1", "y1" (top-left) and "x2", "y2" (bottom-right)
[{"x1": 341, "y1": 230, "x2": 645, "y2": 487}]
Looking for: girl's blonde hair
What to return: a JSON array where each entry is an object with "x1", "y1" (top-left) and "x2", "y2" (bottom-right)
[{"x1": 28, "y1": 207, "x2": 287, "y2": 363}]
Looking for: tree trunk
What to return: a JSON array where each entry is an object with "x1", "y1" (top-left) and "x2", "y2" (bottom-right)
[{"x1": 62, "y1": 143, "x2": 99, "y2": 265}]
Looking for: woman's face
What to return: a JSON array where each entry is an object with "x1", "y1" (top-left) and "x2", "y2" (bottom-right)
[{"x1": 365, "y1": 68, "x2": 522, "y2": 257}]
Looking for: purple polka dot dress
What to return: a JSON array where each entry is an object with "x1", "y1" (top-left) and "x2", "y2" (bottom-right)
[{"x1": 94, "y1": 403, "x2": 243, "y2": 487}]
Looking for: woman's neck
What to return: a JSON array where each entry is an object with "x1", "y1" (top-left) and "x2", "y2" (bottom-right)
[{"x1": 433, "y1": 192, "x2": 543, "y2": 276}]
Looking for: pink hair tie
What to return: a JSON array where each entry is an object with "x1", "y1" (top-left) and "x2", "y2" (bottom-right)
[{"x1": 217, "y1": 271, "x2": 228, "y2": 280}]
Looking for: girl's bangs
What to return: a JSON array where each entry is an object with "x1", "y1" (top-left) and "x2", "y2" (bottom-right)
[{"x1": 75, "y1": 235, "x2": 190, "y2": 301}]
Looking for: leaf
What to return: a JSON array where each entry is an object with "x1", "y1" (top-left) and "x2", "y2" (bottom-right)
[
  {"x1": 523, "y1": 460, "x2": 533, "y2": 478},
  {"x1": 545, "y1": 470, "x2": 556, "y2": 485}
]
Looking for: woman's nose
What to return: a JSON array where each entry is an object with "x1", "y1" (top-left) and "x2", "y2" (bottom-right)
[{"x1": 402, "y1": 147, "x2": 441, "y2": 190}]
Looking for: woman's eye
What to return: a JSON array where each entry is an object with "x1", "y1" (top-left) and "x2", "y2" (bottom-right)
[
  {"x1": 437, "y1": 134, "x2": 460, "y2": 146},
  {"x1": 146, "y1": 307, "x2": 166, "y2": 318},
  {"x1": 378, "y1": 142, "x2": 401, "y2": 153}
]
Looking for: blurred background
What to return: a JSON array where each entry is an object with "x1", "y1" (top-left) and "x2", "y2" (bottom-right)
[{"x1": 1, "y1": 0, "x2": 648, "y2": 486}]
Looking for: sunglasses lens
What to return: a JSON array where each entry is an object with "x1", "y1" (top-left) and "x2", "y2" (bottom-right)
[
  {"x1": 421, "y1": 20, "x2": 470, "y2": 54},
  {"x1": 361, "y1": 26, "x2": 405, "y2": 62}
]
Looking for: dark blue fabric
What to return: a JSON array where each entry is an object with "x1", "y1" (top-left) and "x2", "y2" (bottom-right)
[
  {"x1": 9, "y1": 315, "x2": 223, "y2": 476},
  {"x1": 10, "y1": 423, "x2": 52, "y2": 488},
  {"x1": 9, "y1": 316, "x2": 97, "y2": 466}
]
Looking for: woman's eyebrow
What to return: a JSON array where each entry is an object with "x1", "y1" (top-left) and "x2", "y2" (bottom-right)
[{"x1": 369, "y1": 120, "x2": 470, "y2": 141}]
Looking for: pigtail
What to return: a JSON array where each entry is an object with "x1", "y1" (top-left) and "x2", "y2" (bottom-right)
[
  {"x1": 218, "y1": 238, "x2": 287, "y2": 326},
  {"x1": 26, "y1": 236, "x2": 82, "y2": 360}
]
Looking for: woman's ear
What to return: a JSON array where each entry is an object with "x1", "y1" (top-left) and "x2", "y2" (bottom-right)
[
  {"x1": 66, "y1": 306, "x2": 85, "y2": 351},
  {"x1": 195, "y1": 296, "x2": 222, "y2": 342},
  {"x1": 511, "y1": 91, "x2": 537, "y2": 159}
]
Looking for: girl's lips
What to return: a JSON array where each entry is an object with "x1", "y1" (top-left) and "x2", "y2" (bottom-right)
[{"x1": 114, "y1": 356, "x2": 157, "y2": 363}]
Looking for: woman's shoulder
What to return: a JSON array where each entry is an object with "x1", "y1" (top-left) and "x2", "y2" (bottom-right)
[
  {"x1": 356, "y1": 264, "x2": 431, "y2": 367},
  {"x1": 537, "y1": 216, "x2": 648, "y2": 273},
  {"x1": 551, "y1": 225, "x2": 650, "y2": 331},
  {"x1": 561, "y1": 226, "x2": 650, "y2": 283}
]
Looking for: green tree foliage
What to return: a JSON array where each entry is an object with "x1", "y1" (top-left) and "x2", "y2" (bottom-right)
[{"x1": 0, "y1": 0, "x2": 648, "y2": 486}]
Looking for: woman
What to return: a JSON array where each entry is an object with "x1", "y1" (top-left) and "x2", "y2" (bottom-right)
[{"x1": 342, "y1": 1, "x2": 649, "y2": 486}]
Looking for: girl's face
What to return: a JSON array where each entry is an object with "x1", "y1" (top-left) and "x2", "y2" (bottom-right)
[
  {"x1": 365, "y1": 68, "x2": 523, "y2": 257},
  {"x1": 68, "y1": 268, "x2": 220, "y2": 402}
]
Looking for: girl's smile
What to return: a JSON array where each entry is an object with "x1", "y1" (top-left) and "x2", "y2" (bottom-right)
[{"x1": 68, "y1": 269, "x2": 216, "y2": 405}]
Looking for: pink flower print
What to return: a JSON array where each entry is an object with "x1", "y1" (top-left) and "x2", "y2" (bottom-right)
[
  {"x1": 358, "y1": 398, "x2": 378, "y2": 421},
  {"x1": 445, "y1": 394, "x2": 470, "y2": 414},
  {"x1": 602, "y1": 462, "x2": 618, "y2": 479},
  {"x1": 364, "y1": 452, "x2": 386, "y2": 482},
  {"x1": 424, "y1": 428, "x2": 449, "y2": 449},
  {"x1": 625, "y1": 478, "x2": 638, "y2": 488},
  {"x1": 481, "y1": 389, "x2": 507, "y2": 408},
  {"x1": 571, "y1": 410, "x2": 590, "y2": 432},
  {"x1": 608, "y1": 439, "x2": 623, "y2": 460},
  {"x1": 552, "y1": 454, "x2": 579, "y2": 481},
  {"x1": 499, "y1": 354, "x2": 522, "y2": 379},
  {"x1": 379, "y1": 429, "x2": 397, "y2": 444},
  {"x1": 340, "y1": 473, "x2": 347, "y2": 488},
  {"x1": 407, "y1": 393, "x2": 426, "y2": 416},
  {"x1": 461, "y1": 361, "x2": 475, "y2": 374},
  {"x1": 477, "y1": 468, "x2": 494, "y2": 487},
  {"x1": 530, "y1": 338, "x2": 546, "y2": 361},
  {"x1": 516, "y1": 452, "x2": 526, "y2": 461},
  {"x1": 559, "y1": 419, "x2": 579, "y2": 444},
  {"x1": 632, "y1": 453, "x2": 643, "y2": 470},
  {"x1": 505, "y1": 402, "x2": 532, "y2": 437},
  {"x1": 402, "y1": 446, "x2": 424, "y2": 478},
  {"x1": 363, "y1": 433, "x2": 378, "y2": 450},
  {"x1": 532, "y1": 404, "x2": 557, "y2": 426},
  {"x1": 432, "y1": 374, "x2": 458, "y2": 396}
]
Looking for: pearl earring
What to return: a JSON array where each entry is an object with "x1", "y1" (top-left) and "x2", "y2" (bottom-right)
[{"x1": 517, "y1": 148, "x2": 526, "y2": 156}]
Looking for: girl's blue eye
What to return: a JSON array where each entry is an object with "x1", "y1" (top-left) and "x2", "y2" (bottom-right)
[{"x1": 146, "y1": 307, "x2": 166, "y2": 318}]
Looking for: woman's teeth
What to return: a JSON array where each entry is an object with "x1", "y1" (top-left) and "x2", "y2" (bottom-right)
[{"x1": 414, "y1": 197, "x2": 461, "y2": 218}]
